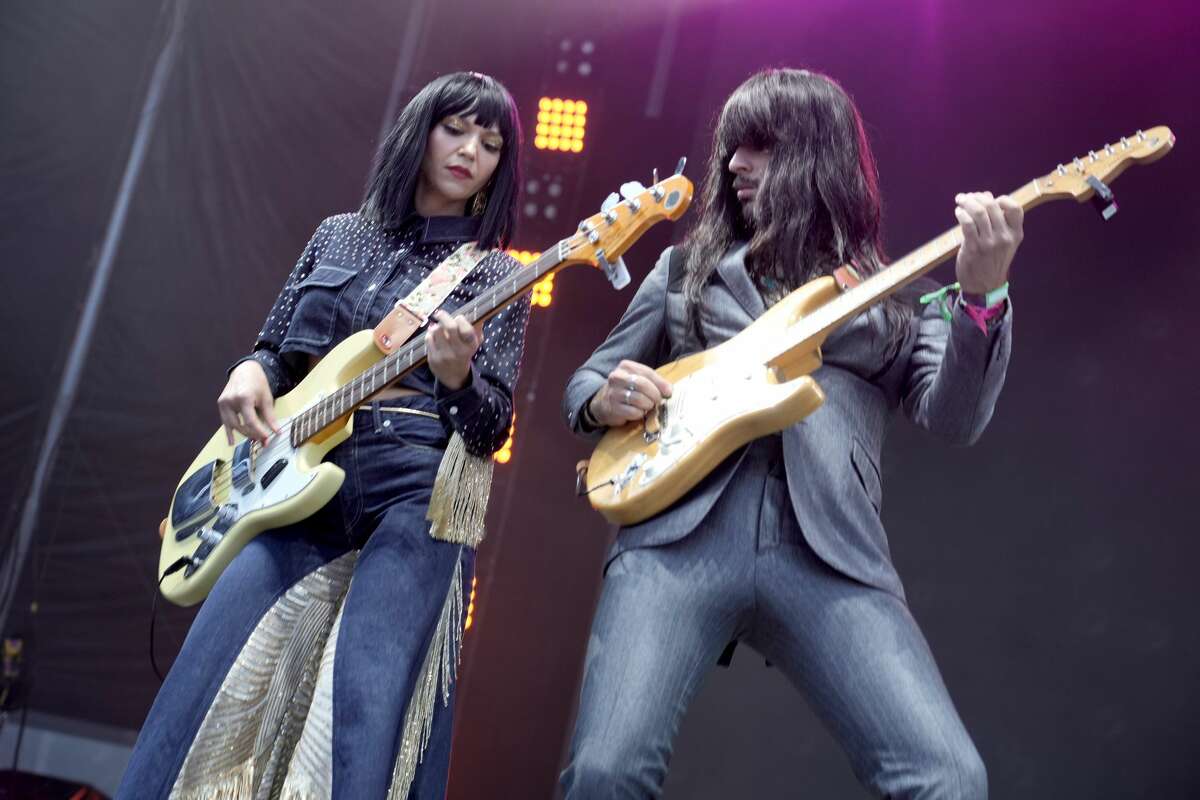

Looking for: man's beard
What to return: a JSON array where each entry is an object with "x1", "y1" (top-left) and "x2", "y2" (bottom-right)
[{"x1": 736, "y1": 197, "x2": 758, "y2": 235}]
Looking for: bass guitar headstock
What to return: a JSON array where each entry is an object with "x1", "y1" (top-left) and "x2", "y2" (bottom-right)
[{"x1": 558, "y1": 171, "x2": 694, "y2": 287}]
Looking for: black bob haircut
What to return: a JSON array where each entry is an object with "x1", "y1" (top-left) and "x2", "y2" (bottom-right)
[{"x1": 362, "y1": 72, "x2": 522, "y2": 250}]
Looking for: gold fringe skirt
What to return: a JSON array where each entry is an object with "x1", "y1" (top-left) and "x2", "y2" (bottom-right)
[{"x1": 168, "y1": 550, "x2": 467, "y2": 800}]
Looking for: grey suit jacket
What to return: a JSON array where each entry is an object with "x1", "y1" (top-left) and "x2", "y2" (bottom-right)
[{"x1": 563, "y1": 244, "x2": 1012, "y2": 598}]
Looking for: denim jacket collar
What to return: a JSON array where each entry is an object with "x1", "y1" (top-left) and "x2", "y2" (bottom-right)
[{"x1": 388, "y1": 212, "x2": 481, "y2": 245}]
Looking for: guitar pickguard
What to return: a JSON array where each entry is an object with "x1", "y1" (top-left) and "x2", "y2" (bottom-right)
[
  {"x1": 636, "y1": 365, "x2": 761, "y2": 487},
  {"x1": 170, "y1": 441, "x2": 320, "y2": 576}
]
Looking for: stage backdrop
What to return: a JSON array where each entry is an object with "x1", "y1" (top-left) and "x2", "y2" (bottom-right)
[{"x1": 1, "y1": 0, "x2": 1197, "y2": 796}]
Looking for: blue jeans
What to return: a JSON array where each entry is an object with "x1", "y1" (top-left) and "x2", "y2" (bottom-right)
[
  {"x1": 561, "y1": 438, "x2": 985, "y2": 799},
  {"x1": 119, "y1": 398, "x2": 471, "y2": 799}
]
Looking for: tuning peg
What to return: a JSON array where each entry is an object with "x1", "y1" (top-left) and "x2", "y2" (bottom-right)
[
  {"x1": 674, "y1": 156, "x2": 687, "y2": 175},
  {"x1": 650, "y1": 165, "x2": 666, "y2": 200},
  {"x1": 619, "y1": 181, "x2": 647, "y2": 200},
  {"x1": 652, "y1": 167, "x2": 659, "y2": 184},
  {"x1": 600, "y1": 191, "x2": 621, "y2": 212}
]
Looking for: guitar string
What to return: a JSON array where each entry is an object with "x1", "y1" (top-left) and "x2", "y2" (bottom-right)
[
  {"x1": 299, "y1": 179, "x2": 690, "y2": 429},
  {"x1": 204, "y1": 242, "x2": 563, "y2": 500},
  {"x1": 276, "y1": 223, "x2": 620, "y2": 445},
  {"x1": 192, "y1": 211, "x2": 634, "y2": 501}
]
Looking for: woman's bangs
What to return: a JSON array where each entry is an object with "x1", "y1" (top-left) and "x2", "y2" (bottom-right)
[{"x1": 434, "y1": 76, "x2": 518, "y2": 144}]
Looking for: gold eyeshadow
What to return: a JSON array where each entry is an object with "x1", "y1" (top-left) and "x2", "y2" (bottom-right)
[{"x1": 443, "y1": 115, "x2": 503, "y2": 149}]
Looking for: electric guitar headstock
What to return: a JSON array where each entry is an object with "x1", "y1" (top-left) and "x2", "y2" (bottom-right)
[
  {"x1": 557, "y1": 169, "x2": 694, "y2": 287},
  {"x1": 1031, "y1": 125, "x2": 1175, "y2": 217}
]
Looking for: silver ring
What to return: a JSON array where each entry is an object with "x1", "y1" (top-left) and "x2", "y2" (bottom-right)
[
  {"x1": 627, "y1": 381, "x2": 637, "y2": 393},
  {"x1": 624, "y1": 388, "x2": 633, "y2": 405}
]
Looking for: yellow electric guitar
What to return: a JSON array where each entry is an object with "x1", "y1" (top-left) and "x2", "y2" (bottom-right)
[
  {"x1": 160, "y1": 172, "x2": 693, "y2": 605},
  {"x1": 585, "y1": 127, "x2": 1175, "y2": 526}
]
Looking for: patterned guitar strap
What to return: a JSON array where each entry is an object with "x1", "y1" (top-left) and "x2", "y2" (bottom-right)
[{"x1": 372, "y1": 242, "x2": 496, "y2": 549}]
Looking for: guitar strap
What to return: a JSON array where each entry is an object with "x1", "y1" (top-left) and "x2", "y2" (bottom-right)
[
  {"x1": 667, "y1": 242, "x2": 688, "y2": 292},
  {"x1": 372, "y1": 242, "x2": 490, "y2": 354},
  {"x1": 663, "y1": 243, "x2": 690, "y2": 357},
  {"x1": 369, "y1": 241, "x2": 499, "y2": 550},
  {"x1": 833, "y1": 263, "x2": 863, "y2": 291}
]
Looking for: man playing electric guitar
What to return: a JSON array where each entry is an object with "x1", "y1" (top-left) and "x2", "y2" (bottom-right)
[{"x1": 560, "y1": 68, "x2": 1021, "y2": 798}]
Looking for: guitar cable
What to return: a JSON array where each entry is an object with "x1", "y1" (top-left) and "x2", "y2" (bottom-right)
[
  {"x1": 573, "y1": 463, "x2": 613, "y2": 498},
  {"x1": 150, "y1": 557, "x2": 190, "y2": 682},
  {"x1": 577, "y1": 480, "x2": 614, "y2": 497}
]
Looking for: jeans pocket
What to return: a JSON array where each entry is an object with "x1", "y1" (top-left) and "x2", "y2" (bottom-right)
[{"x1": 374, "y1": 406, "x2": 447, "y2": 452}]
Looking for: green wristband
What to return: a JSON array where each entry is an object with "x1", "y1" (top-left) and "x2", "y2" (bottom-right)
[{"x1": 960, "y1": 281, "x2": 1010, "y2": 309}]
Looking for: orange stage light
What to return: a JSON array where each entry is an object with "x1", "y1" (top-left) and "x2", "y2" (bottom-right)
[
  {"x1": 465, "y1": 576, "x2": 477, "y2": 631},
  {"x1": 506, "y1": 250, "x2": 556, "y2": 311},
  {"x1": 534, "y1": 97, "x2": 588, "y2": 153},
  {"x1": 492, "y1": 411, "x2": 517, "y2": 465}
]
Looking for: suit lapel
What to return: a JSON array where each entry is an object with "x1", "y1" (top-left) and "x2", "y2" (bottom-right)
[{"x1": 715, "y1": 243, "x2": 765, "y2": 320}]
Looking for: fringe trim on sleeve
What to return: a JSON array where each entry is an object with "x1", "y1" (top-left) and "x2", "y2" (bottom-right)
[
  {"x1": 387, "y1": 553, "x2": 465, "y2": 800},
  {"x1": 426, "y1": 433, "x2": 493, "y2": 548}
]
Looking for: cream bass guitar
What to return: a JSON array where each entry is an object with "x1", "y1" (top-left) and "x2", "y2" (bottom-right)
[
  {"x1": 160, "y1": 173, "x2": 693, "y2": 605},
  {"x1": 585, "y1": 127, "x2": 1174, "y2": 526}
]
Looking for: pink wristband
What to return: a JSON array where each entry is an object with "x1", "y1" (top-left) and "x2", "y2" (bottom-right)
[{"x1": 961, "y1": 299, "x2": 1006, "y2": 335}]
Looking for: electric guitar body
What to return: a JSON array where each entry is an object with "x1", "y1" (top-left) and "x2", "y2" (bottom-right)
[
  {"x1": 160, "y1": 330, "x2": 378, "y2": 606},
  {"x1": 586, "y1": 276, "x2": 837, "y2": 526}
]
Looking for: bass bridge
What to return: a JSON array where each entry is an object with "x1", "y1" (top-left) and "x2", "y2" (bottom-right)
[{"x1": 184, "y1": 503, "x2": 239, "y2": 578}]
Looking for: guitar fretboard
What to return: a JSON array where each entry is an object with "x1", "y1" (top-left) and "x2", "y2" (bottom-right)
[{"x1": 289, "y1": 241, "x2": 568, "y2": 446}]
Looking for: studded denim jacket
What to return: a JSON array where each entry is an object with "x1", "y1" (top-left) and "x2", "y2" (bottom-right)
[{"x1": 237, "y1": 212, "x2": 529, "y2": 456}]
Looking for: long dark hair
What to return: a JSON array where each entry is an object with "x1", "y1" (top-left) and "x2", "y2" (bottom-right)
[
  {"x1": 362, "y1": 72, "x2": 522, "y2": 250},
  {"x1": 682, "y1": 68, "x2": 909, "y2": 349}
]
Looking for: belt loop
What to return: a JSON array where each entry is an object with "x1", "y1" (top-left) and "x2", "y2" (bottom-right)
[{"x1": 371, "y1": 400, "x2": 384, "y2": 433}]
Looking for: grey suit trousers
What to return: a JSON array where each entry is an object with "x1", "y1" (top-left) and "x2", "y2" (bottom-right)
[{"x1": 561, "y1": 437, "x2": 985, "y2": 799}]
